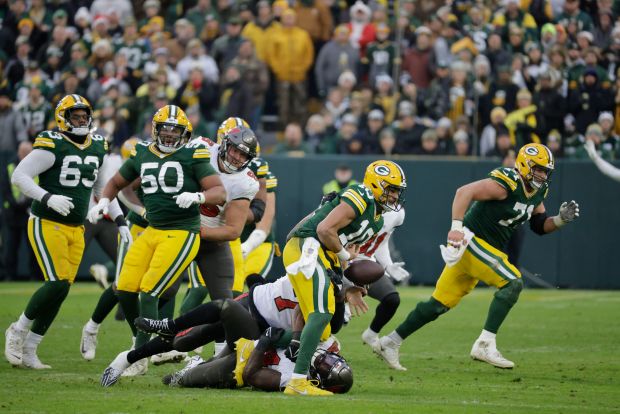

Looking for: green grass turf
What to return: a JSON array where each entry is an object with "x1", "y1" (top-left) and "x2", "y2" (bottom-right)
[{"x1": 0, "y1": 283, "x2": 619, "y2": 414}]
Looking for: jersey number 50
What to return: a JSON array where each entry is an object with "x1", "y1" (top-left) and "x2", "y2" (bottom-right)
[{"x1": 141, "y1": 161, "x2": 185, "y2": 194}]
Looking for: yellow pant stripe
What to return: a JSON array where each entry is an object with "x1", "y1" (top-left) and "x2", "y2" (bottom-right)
[
  {"x1": 33, "y1": 217, "x2": 56, "y2": 280},
  {"x1": 151, "y1": 232, "x2": 197, "y2": 296}
]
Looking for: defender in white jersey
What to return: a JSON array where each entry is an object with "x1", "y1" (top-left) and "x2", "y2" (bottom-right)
[{"x1": 354, "y1": 208, "x2": 411, "y2": 356}]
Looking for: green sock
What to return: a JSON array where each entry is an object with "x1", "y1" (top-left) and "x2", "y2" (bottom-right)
[
  {"x1": 180, "y1": 286, "x2": 209, "y2": 315},
  {"x1": 30, "y1": 281, "x2": 71, "y2": 335},
  {"x1": 293, "y1": 312, "x2": 332, "y2": 375},
  {"x1": 158, "y1": 296, "x2": 176, "y2": 319},
  {"x1": 483, "y1": 296, "x2": 513, "y2": 334},
  {"x1": 395, "y1": 297, "x2": 449, "y2": 339},
  {"x1": 274, "y1": 330, "x2": 293, "y2": 348},
  {"x1": 91, "y1": 286, "x2": 119, "y2": 324},
  {"x1": 136, "y1": 292, "x2": 158, "y2": 348},
  {"x1": 117, "y1": 291, "x2": 139, "y2": 336},
  {"x1": 24, "y1": 280, "x2": 70, "y2": 320}
]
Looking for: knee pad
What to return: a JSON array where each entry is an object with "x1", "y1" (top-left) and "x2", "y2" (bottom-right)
[
  {"x1": 418, "y1": 297, "x2": 450, "y2": 321},
  {"x1": 495, "y1": 278, "x2": 523, "y2": 307},
  {"x1": 381, "y1": 292, "x2": 400, "y2": 311}
]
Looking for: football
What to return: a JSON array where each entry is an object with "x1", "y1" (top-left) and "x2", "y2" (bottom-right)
[{"x1": 344, "y1": 260, "x2": 385, "y2": 286}]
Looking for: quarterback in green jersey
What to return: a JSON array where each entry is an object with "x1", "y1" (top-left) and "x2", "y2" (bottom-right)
[
  {"x1": 4, "y1": 94, "x2": 129, "y2": 369},
  {"x1": 282, "y1": 160, "x2": 407, "y2": 396},
  {"x1": 375, "y1": 143, "x2": 580, "y2": 371},
  {"x1": 87, "y1": 105, "x2": 226, "y2": 370}
]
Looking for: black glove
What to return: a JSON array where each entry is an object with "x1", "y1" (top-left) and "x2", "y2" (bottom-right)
[
  {"x1": 256, "y1": 327, "x2": 285, "y2": 351},
  {"x1": 326, "y1": 268, "x2": 343, "y2": 296},
  {"x1": 320, "y1": 191, "x2": 338, "y2": 207},
  {"x1": 284, "y1": 339, "x2": 300, "y2": 362}
]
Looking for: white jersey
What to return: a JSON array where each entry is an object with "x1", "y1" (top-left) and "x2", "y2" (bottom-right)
[
  {"x1": 196, "y1": 139, "x2": 259, "y2": 228},
  {"x1": 252, "y1": 276, "x2": 297, "y2": 330},
  {"x1": 250, "y1": 340, "x2": 295, "y2": 388},
  {"x1": 357, "y1": 208, "x2": 405, "y2": 266}
]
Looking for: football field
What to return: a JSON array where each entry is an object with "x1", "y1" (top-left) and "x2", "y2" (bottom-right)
[{"x1": 1, "y1": 283, "x2": 618, "y2": 414}]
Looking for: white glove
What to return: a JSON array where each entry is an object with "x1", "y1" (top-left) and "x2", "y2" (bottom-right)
[
  {"x1": 241, "y1": 229, "x2": 267, "y2": 259},
  {"x1": 553, "y1": 200, "x2": 580, "y2": 227},
  {"x1": 584, "y1": 140, "x2": 597, "y2": 159},
  {"x1": 87, "y1": 198, "x2": 110, "y2": 224},
  {"x1": 174, "y1": 192, "x2": 206, "y2": 208},
  {"x1": 439, "y1": 243, "x2": 466, "y2": 267},
  {"x1": 385, "y1": 262, "x2": 410, "y2": 282},
  {"x1": 118, "y1": 225, "x2": 132, "y2": 245},
  {"x1": 46, "y1": 194, "x2": 74, "y2": 216}
]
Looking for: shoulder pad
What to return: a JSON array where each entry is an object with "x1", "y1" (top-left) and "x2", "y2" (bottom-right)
[
  {"x1": 33, "y1": 130, "x2": 63, "y2": 149},
  {"x1": 37, "y1": 130, "x2": 64, "y2": 140},
  {"x1": 191, "y1": 143, "x2": 211, "y2": 159},
  {"x1": 91, "y1": 134, "x2": 106, "y2": 141},
  {"x1": 266, "y1": 172, "x2": 278, "y2": 190},
  {"x1": 489, "y1": 167, "x2": 518, "y2": 191},
  {"x1": 341, "y1": 184, "x2": 373, "y2": 214}
]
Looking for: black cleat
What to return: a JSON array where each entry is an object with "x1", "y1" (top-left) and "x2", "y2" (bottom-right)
[{"x1": 134, "y1": 317, "x2": 176, "y2": 338}]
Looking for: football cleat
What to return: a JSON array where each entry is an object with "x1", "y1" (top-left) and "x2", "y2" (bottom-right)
[
  {"x1": 21, "y1": 351, "x2": 51, "y2": 369},
  {"x1": 89, "y1": 264, "x2": 109, "y2": 289},
  {"x1": 361, "y1": 328, "x2": 379, "y2": 348},
  {"x1": 101, "y1": 351, "x2": 131, "y2": 387},
  {"x1": 373, "y1": 336, "x2": 407, "y2": 371},
  {"x1": 162, "y1": 355, "x2": 204, "y2": 387},
  {"x1": 470, "y1": 339, "x2": 515, "y2": 369},
  {"x1": 283, "y1": 378, "x2": 333, "y2": 396},
  {"x1": 134, "y1": 317, "x2": 175, "y2": 338},
  {"x1": 5, "y1": 323, "x2": 27, "y2": 366},
  {"x1": 151, "y1": 350, "x2": 188, "y2": 365},
  {"x1": 233, "y1": 338, "x2": 255, "y2": 387},
  {"x1": 121, "y1": 358, "x2": 148, "y2": 377},
  {"x1": 80, "y1": 324, "x2": 98, "y2": 361}
]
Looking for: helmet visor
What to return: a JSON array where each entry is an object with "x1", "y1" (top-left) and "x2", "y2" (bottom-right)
[
  {"x1": 530, "y1": 164, "x2": 553, "y2": 189},
  {"x1": 156, "y1": 123, "x2": 186, "y2": 150}
]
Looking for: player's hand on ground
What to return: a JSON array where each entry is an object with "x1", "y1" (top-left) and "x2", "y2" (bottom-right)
[
  {"x1": 558, "y1": 200, "x2": 580, "y2": 223},
  {"x1": 46, "y1": 194, "x2": 74, "y2": 216},
  {"x1": 174, "y1": 192, "x2": 205, "y2": 208},
  {"x1": 345, "y1": 285, "x2": 369, "y2": 317},
  {"x1": 86, "y1": 197, "x2": 109, "y2": 223},
  {"x1": 386, "y1": 262, "x2": 410, "y2": 282},
  {"x1": 118, "y1": 225, "x2": 132, "y2": 245}
]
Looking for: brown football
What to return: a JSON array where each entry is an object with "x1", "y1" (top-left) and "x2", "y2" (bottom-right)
[{"x1": 344, "y1": 260, "x2": 385, "y2": 286}]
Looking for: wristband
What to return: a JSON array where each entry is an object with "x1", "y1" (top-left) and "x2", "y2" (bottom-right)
[
  {"x1": 114, "y1": 216, "x2": 127, "y2": 227},
  {"x1": 552, "y1": 215, "x2": 566, "y2": 228},
  {"x1": 197, "y1": 192, "x2": 206, "y2": 204},
  {"x1": 336, "y1": 247, "x2": 351, "y2": 262},
  {"x1": 451, "y1": 219, "x2": 464, "y2": 231},
  {"x1": 41, "y1": 192, "x2": 52, "y2": 206}
]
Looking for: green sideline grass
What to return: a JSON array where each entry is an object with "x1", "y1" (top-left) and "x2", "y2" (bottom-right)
[{"x1": 1, "y1": 283, "x2": 618, "y2": 413}]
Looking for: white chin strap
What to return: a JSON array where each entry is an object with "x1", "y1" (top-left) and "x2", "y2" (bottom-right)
[
  {"x1": 221, "y1": 158, "x2": 241, "y2": 173},
  {"x1": 530, "y1": 179, "x2": 542, "y2": 189},
  {"x1": 157, "y1": 143, "x2": 177, "y2": 153},
  {"x1": 71, "y1": 127, "x2": 91, "y2": 136}
]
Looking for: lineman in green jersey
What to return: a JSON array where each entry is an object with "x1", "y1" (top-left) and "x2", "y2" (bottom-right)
[
  {"x1": 282, "y1": 160, "x2": 407, "y2": 396},
  {"x1": 87, "y1": 105, "x2": 226, "y2": 375},
  {"x1": 4, "y1": 94, "x2": 130, "y2": 369},
  {"x1": 376, "y1": 143, "x2": 580, "y2": 371}
]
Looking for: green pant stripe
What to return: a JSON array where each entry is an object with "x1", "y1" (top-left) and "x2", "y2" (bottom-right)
[
  {"x1": 31, "y1": 218, "x2": 51, "y2": 280},
  {"x1": 189, "y1": 262, "x2": 200, "y2": 288},
  {"x1": 152, "y1": 232, "x2": 196, "y2": 296},
  {"x1": 314, "y1": 257, "x2": 330, "y2": 314},
  {"x1": 115, "y1": 223, "x2": 133, "y2": 283},
  {"x1": 258, "y1": 243, "x2": 275, "y2": 277},
  {"x1": 35, "y1": 217, "x2": 56, "y2": 280},
  {"x1": 468, "y1": 239, "x2": 517, "y2": 281}
]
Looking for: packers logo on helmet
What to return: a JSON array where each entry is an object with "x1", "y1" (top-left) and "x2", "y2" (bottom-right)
[
  {"x1": 363, "y1": 160, "x2": 407, "y2": 211},
  {"x1": 120, "y1": 137, "x2": 141, "y2": 160},
  {"x1": 216, "y1": 117, "x2": 250, "y2": 144},
  {"x1": 55, "y1": 94, "x2": 93, "y2": 136},
  {"x1": 152, "y1": 105, "x2": 192, "y2": 153},
  {"x1": 515, "y1": 143, "x2": 554, "y2": 189}
]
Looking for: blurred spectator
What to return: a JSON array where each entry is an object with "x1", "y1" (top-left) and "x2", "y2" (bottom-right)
[
  {"x1": 363, "y1": 23, "x2": 397, "y2": 88},
  {"x1": 485, "y1": 126, "x2": 514, "y2": 158},
  {"x1": 19, "y1": 84, "x2": 52, "y2": 140},
  {"x1": 505, "y1": 88, "x2": 539, "y2": 148},
  {"x1": 347, "y1": 1, "x2": 375, "y2": 55},
  {"x1": 6, "y1": 36, "x2": 31, "y2": 88},
  {"x1": 174, "y1": 66, "x2": 218, "y2": 123},
  {"x1": 562, "y1": 114, "x2": 584, "y2": 157},
  {"x1": 479, "y1": 107, "x2": 508, "y2": 156},
  {"x1": 273, "y1": 122, "x2": 310, "y2": 155},
  {"x1": 265, "y1": 9, "x2": 314, "y2": 129},
  {"x1": 484, "y1": 32, "x2": 512, "y2": 75},
  {"x1": 394, "y1": 103, "x2": 426, "y2": 154},
  {"x1": 294, "y1": 0, "x2": 333, "y2": 45},
  {"x1": 492, "y1": 0, "x2": 538, "y2": 43},
  {"x1": 242, "y1": 1, "x2": 281, "y2": 62},
  {"x1": 555, "y1": 0, "x2": 593, "y2": 33},
  {"x1": 372, "y1": 74, "x2": 398, "y2": 124},
  {"x1": 569, "y1": 123, "x2": 614, "y2": 159},
  {"x1": 336, "y1": 113, "x2": 360, "y2": 154},
  {"x1": 315, "y1": 25, "x2": 358, "y2": 98},
  {"x1": 480, "y1": 64, "x2": 519, "y2": 125},
  {"x1": 533, "y1": 70, "x2": 565, "y2": 139},
  {"x1": 593, "y1": 9, "x2": 614, "y2": 50},
  {"x1": 93, "y1": 99, "x2": 131, "y2": 148},
  {"x1": 322, "y1": 165, "x2": 356, "y2": 195},
  {"x1": 0, "y1": 89, "x2": 27, "y2": 162},
  {"x1": 546, "y1": 129, "x2": 563, "y2": 158},
  {"x1": 598, "y1": 112, "x2": 620, "y2": 151},
  {"x1": 568, "y1": 68, "x2": 615, "y2": 134},
  {"x1": 144, "y1": 48, "x2": 181, "y2": 91},
  {"x1": 322, "y1": 88, "x2": 348, "y2": 128},
  {"x1": 230, "y1": 40, "x2": 270, "y2": 129},
  {"x1": 177, "y1": 38, "x2": 219, "y2": 83},
  {"x1": 90, "y1": 0, "x2": 134, "y2": 22},
  {"x1": 212, "y1": 16, "x2": 246, "y2": 70},
  {"x1": 416, "y1": 128, "x2": 441, "y2": 155},
  {"x1": 452, "y1": 129, "x2": 471, "y2": 156},
  {"x1": 402, "y1": 26, "x2": 434, "y2": 92},
  {"x1": 1, "y1": 141, "x2": 38, "y2": 281},
  {"x1": 216, "y1": 64, "x2": 253, "y2": 123},
  {"x1": 354, "y1": 109, "x2": 385, "y2": 154},
  {"x1": 186, "y1": 0, "x2": 215, "y2": 34},
  {"x1": 435, "y1": 117, "x2": 453, "y2": 154},
  {"x1": 424, "y1": 60, "x2": 450, "y2": 120},
  {"x1": 186, "y1": 105, "x2": 211, "y2": 138},
  {"x1": 462, "y1": 6, "x2": 492, "y2": 54},
  {"x1": 378, "y1": 127, "x2": 397, "y2": 156},
  {"x1": 305, "y1": 114, "x2": 328, "y2": 153}
]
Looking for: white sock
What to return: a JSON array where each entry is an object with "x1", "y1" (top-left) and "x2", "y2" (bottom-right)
[
  {"x1": 16, "y1": 313, "x2": 33, "y2": 331},
  {"x1": 85, "y1": 319, "x2": 99, "y2": 333},
  {"x1": 364, "y1": 328, "x2": 379, "y2": 338},
  {"x1": 387, "y1": 331, "x2": 403, "y2": 345},
  {"x1": 23, "y1": 332, "x2": 44, "y2": 353},
  {"x1": 291, "y1": 373, "x2": 306, "y2": 381},
  {"x1": 478, "y1": 329, "x2": 496, "y2": 342},
  {"x1": 131, "y1": 336, "x2": 136, "y2": 350},
  {"x1": 213, "y1": 341, "x2": 226, "y2": 356}
]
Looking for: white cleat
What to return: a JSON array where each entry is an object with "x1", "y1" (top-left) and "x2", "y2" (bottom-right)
[
  {"x1": 162, "y1": 355, "x2": 204, "y2": 387},
  {"x1": 21, "y1": 351, "x2": 51, "y2": 369},
  {"x1": 150, "y1": 350, "x2": 188, "y2": 365},
  {"x1": 470, "y1": 339, "x2": 515, "y2": 369},
  {"x1": 101, "y1": 350, "x2": 131, "y2": 387},
  {"x1": 90, "y1": 264, "x2": 110, "y2": 289},
  {"x1": 362, "y1": 328, "x2": 379, "y2": 348},
  {"x1": 80, "y1": 325, "x2": 98, "y2": 361},
  {"x1": 373, "y1": 336, "x2": 407, "y2": 371},
  {"x1": 5, "y1": 323, "x2": 27, "y2": 366},
  {"x1": 121, "y1": 357, "x2": 148, "y2": 377}
]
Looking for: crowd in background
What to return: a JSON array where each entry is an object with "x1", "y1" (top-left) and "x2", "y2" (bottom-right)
[{"x1": 1, "y1": 0, "x2": 620, "y2": 163}]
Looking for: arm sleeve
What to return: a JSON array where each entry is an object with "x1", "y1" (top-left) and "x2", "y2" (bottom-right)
[
  {"x1": 373, "y1": 235, "x2": 394, "y2": 268},
  {"x1": 591, "y1": 154, "x2": 620, "y2": 182},
  {"x1": 11, "y1": 149, "x2": 56, "y2": 202}
]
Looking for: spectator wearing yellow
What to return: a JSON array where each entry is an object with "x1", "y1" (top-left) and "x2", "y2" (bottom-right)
[
  {"x1": 505, "y1": 88, "x2": 540, "y2": 147},
  {"x1": 293, "y1": 0, "x2": 334, "y2": 45},
  {"x1": 241, "y1": 1, "x2": 281, "y2": 62},
  {"x1": 492, "y1": 0, "x2": 538, "y2": 43}
]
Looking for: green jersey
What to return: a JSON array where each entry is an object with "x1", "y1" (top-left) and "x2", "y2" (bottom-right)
[
  {"x1": 248, "y1": 156, "x2": 269, "y2": 179},
  {"x1": 20, "y1": 100, "x2": 52, "y2": 138},
  {"x1": 126, "y1": 186, "x2": 149, "y2": 228},
  {"x1": 113, "y1": 37, "x2": 150, "y2": 70},
  {"x1": 464, "y1": 167, "x2": 549, "y2": 250},
  {"x1": 118, "y1": 141, "x2": 216, "y2": 233},
  {"x1": 294, "y1": 184, "x2": 384, "y2": 247},
  {"x1": 31, "y1": 131, "x2": 108, "y2": 225},
  {"x1": 241, "y1": 170, "x2": 277, "y2": 243}
]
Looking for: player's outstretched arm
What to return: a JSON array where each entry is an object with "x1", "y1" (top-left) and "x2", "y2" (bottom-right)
[
  {"x1": 585, "y1": 140, "x2": 620, "y2": 182},
  {"x1": 200, "y1": 199, "x2": 250, "y2": 241},
  {"x1": 316, "y1": 201, "x2": 359, "y2": 262},
  {"x1": 530, "y1": 201, "x2": 580, "y2": 235}
]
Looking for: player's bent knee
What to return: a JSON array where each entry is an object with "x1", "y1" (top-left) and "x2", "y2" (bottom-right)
[
  {"x1": 381, "y1": 292, "x2": 400, "y2": 311},
  {"x1": 420, "y1": 297, "x2": 450, "y2": 320},
  {"x1": 495, "y1": 278, "x2": 523, "y2": 306}
]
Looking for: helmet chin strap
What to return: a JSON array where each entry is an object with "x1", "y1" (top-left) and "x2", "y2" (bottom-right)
[
  {"x1": 157, "y1": 142, "x2": 177, "y2": 153},
  {"x1": 71, "y1": 127, "x2": 91, "y2": 136}
]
